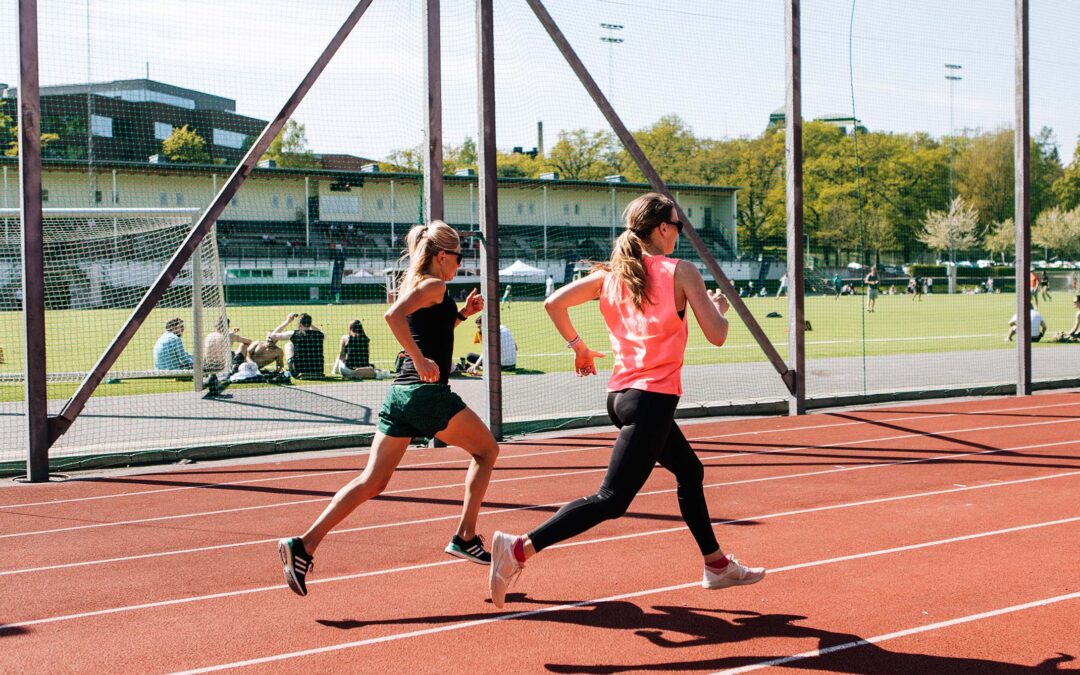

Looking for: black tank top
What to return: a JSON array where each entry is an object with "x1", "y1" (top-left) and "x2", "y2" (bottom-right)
[
  {"x1": 344, "y1": 333, "x2": 371, "y2": 368},
  {"x1": 394, "y1": 289, "x2": 457, "y2": 385}
]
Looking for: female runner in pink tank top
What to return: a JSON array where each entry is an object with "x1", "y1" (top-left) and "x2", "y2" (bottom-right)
[{"x1": 488, "y1": 193, "x2": 765, "y2": 608}]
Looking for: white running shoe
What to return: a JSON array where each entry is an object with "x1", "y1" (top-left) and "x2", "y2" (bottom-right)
[
  {"x1": 702, "y1": 554, "x2": 765, "y2": 589},
  {"x1": 489, "y1": 531, "x2": 523, "y2": 609}
]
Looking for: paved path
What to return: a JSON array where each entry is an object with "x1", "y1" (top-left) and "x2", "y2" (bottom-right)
[{"x1": 1, "y1": 346, "x2": 1077, "y2": 464}]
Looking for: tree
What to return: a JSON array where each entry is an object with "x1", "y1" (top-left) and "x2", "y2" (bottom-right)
[
  {"x1": 1032, "y1": 207, "x2": 1080, "y2": 259},
  {"x1": 547, "y1": 128, "x2": 618, "y2": 180},
  {"x1": 2, "y1": 106, "x2": 60, "y2": 157},
  {"x1": 617, "y1": 115, "x2": 702, "y2": 184},
  {"x1": 161, "y1": 125, "x2": 210, "y2": 163},
  {"x1": 1052, "y1": 138, "x2": 1080, "y2": 211},
  {"x1": 918, "y1": 196, "x2": 979, "y2": 263},
  {"x1": 262, "y1": 120, "x2": 319, "y2": 168},
  {"x1": 983, "y1": 218, "x2": 1014, "y2": 263}
]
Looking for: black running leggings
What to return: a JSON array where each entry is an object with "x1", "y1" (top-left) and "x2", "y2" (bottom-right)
[{"x1": 528, "y1": 388, "x2": 720, "y2": 555}]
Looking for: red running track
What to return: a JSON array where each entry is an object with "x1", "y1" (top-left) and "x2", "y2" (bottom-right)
[{"x1": 1, "y1": 392, "x2": 1079, "y2": 673}]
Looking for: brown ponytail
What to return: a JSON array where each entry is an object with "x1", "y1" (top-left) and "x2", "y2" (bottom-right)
[{"x1": 608, "y1": 192, "x2": 675, "y2": 308}]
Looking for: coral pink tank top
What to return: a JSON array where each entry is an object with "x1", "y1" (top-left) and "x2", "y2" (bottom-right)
[{"x1": 599, "y1": 255, "x2": 688, "y2": 396}]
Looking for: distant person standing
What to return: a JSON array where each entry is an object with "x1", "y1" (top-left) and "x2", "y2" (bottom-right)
[
  {"x1": 545, "y1": 275, "x2": 555, "y2": 298},
  {"x1": 908, "y1": 275, "x2": 922, "y2": 302},
  {"x1": 776, "y1": 272, "x2": 788, "y2": 298},
  {"x1": 501, "y1": 284, "x2": 512, "y2": 307},
  {"x1": 1030, "y1": 271, "x2": 1041, "y2": 308},
  {"x1": 330, "y1": 244, "x2": 347, "y2": 304},
  {"x1": 832, "y1": 273, "x2": 843, "y2": 300},
  {"x1": 1039, "y1": 270, "x2": 1052, "y2": 303},
  {"x1": 864, "y1": 265, "x2": 880, "y2": 312}
]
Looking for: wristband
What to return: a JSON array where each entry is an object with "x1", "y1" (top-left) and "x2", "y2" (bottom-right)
[
  {"x1": 566, "y1": 335, "x2": 582, "y2": 349},
  {"x1": 457, "y1": 311, "x2": 468, "y2": 322}
]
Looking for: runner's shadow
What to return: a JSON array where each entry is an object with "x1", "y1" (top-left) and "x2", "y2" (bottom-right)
[{"x1": 317, "y1": 601, "x2": 1074, "y2": 674}]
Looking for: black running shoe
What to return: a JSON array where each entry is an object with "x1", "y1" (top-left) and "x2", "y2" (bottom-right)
[
  {"x1": 278, "y1": 537, "x2": 314, "y2": 596},
  {"x1": 444, "y1": 534, "x2": 491, "y2": 565}
]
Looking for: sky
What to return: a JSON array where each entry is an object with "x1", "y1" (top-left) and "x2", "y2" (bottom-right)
[{"x1": 1, "y1": 0, "x2": 1078, "y2": 164}]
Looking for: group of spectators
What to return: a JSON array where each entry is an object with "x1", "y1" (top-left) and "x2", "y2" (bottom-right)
[
  {"x1": 151, "y1": 312, "x2": 379, "y2": 381},
  {"x1": 152, "y1": 309, "x2": 520, "y2": 382}
]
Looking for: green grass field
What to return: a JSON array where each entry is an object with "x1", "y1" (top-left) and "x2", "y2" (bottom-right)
[{"x1": 0, "y1": 291, "x2": 1073, "y2": 402}]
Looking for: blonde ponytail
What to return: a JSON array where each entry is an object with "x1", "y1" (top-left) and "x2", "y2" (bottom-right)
[{"x1": 400, "y1": 220, "x2": 460, "y2": 293}]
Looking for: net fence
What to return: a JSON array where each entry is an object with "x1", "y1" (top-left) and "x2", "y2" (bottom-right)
[{"x1": 0, "y1": 0, "x2": 1078, "y2": 471}]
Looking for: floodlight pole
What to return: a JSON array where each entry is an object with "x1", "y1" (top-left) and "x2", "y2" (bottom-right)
[
  {"x1": 1014, "y1": 0, "x2": 1031, "y2": 394},
  {"x1": 785, "y1": 0, "x2": 805, "y2": 414},
  {"x1": 52, "y1": 0, "x2": 378, "y2": 441},
  {"x1": 478, "y1": 0, "x2": 503, "y2": 439},
  {"x1": 424, "y1": 0, "x2": 444, "y2": 222},
  {"x1": 525, "y1": 0, "x2": 795, "y2": 393},
  {"x1": 18, "y1": 0, "x2": 49, "y2": 481}
]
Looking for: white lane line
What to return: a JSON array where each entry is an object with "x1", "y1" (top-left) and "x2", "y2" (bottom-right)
[
  {"x1": 716, "y1": 591, "x2": 1080, "y2": 674},
  {"x1": 1, "y1": 469, "x2": 1077, "y2": 629},
  {"x1": 6, "y1": 397, "x2": 1076, "y2": 510},
  {"x1": 3, "y1": 411, "x2": 1078, "y2": 545},
  {"x1": 167, "y1": 515, "x2": 1080, "y2": 674}
]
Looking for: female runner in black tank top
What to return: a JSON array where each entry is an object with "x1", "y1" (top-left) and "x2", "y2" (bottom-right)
[{"x1": 276, "y1": 221, "x2": 501, "y2": 597}]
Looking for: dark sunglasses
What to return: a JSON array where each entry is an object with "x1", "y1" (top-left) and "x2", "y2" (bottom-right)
[
  {"x1": 441, "y1": 249, "x2": 463, "y2": 263},
  {"x1": 667, "y1": 219, "x2": 684, "y2": 233}
]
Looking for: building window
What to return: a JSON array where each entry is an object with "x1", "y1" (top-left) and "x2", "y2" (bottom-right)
[
  {"x1": 286, "y1": 195, "x2": 295, "y2": 209},
  {"x1": 42, "y1": 189, "x2": 49, "y2": 203},
  {"x1": 563, "y1": 204, "x2": 570, "y2": 215},
  {"x1": 376, "y1": 198, "x2": 384, "y2": 211},
  {"x1": 90, "y1": 115, "x2": 113, "y2": 138},
  {"x1": 176, "y1": 193, "x2": 184, "y2": 206},
  {"x1": 113, "y1": 191, "x2": 120, "y2": 204},
  {"x1": 160, "y1": 192, "x2": 168, "y2": 207},
  {"x1": 528, "y1": 203, "x2": 535, "y2": 214},
  {"x1": 212, "y1": 129, "x2": 246, "y2": 149},
  {"x1": 272, "y1": 195, "x2": 280, "y2": 209},
  {"x1": 573, "y1": 203, "x2": 580, "y2": 215},
  {"x1": 703, "y1": 207, "x2": 713, "y2": 227},
  {"x1": 601, "y1": 205, "x2": 607, "y2": 216},
  {"x1": 154, "y1": 122, "x2": 173, "y2": 141},
  {"x1": 94, "y1": 190, "x2": 103, "y2": 203},
  {"x1": 517, "y1": 203, "x2": 524, "y2": 215},
  {"x1": 688, "y1": 207, "x2": 693, "y2": 218}
]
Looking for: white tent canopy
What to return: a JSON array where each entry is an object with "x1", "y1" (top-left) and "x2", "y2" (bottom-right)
[{"x1": 498, "y1": 260, "x2": 547, "y2": 283}]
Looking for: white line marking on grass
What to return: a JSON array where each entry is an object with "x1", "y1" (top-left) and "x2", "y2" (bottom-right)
[
  {"x1": 167, "y1": 516, "x2": 1080, "y2": 673},
  {"x1": 3, "y1": 412, "x2": 1079, "y2": 544},
  {"x1": 715, "y1": 592, "x2": 1080, "y2": 674},
  {"x1": 1, "y1": 469, "x2": 1076, "y2": 629},
  {"x1": 5, "y1": 397, "x2": 1075, "y2": 510}
]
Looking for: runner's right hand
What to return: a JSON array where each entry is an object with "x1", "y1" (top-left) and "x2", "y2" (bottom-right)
[{"x1": 416, "y1": 357, "x2": 440, "y2": 383}]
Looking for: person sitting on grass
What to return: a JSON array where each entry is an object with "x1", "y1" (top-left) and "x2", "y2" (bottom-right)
[
  {"x1": 1048, "y1": 295, "x2": 1080, "y2": 343},
  {"x1": 203, "y1": 317, "x2": 251, "y2": 375},
  {"x1": 153, "y1": 317, "x2": 193, "y2": 370},
  {"x1": 334, "y1": 319, "x2": 376, "y2": 379},
  {"x1": 1006, "y1": 307, "x2": 1047, "y2": 343},
  {"x1": 461, "y1": 317, "x2": 517, "y2": 375},
  {"x1": 246, "y1": 338, "x2": 286, "y2": 372},
  {"x1": 269, "y1": 312, "x2": 325, "y2": 378}
]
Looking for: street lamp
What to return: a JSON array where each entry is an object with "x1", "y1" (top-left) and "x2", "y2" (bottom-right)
[
  {"x1": 600, "y1": 23, "x2": 624, "y2": 101},
  {"x1": 945, "y1": 63, "x2": 963, "y2": 200}
]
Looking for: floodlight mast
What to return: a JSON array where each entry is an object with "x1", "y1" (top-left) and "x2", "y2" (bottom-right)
[
  {"x1": 945, "y1": 63, "x2": 963, "y2": 200},
  {"x1": 600, "y1": 23, "x2": 624, "y2": 100}
]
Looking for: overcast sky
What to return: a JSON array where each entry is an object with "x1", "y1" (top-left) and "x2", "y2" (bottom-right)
[{"x1": 2, "y1": 0, "x2": 1078, "y2": 164}]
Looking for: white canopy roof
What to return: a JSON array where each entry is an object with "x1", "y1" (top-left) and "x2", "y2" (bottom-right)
[{"x1": 498, "y1": 260, "x2": 546, "y2": 281}]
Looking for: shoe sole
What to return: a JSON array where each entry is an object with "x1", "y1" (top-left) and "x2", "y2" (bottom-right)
[
  {"x1": 278, "y1": 539, "x2": 308, "y2": 597},
  {"x1": 444, "y1": 544, "x2": 491, "y2": 566},
  {"x1": 488, "y1": 532, "x2": 518, "y2": 609},
  {"x1": 703, "y1": 569, "x2": 766, "y2": 590}
]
